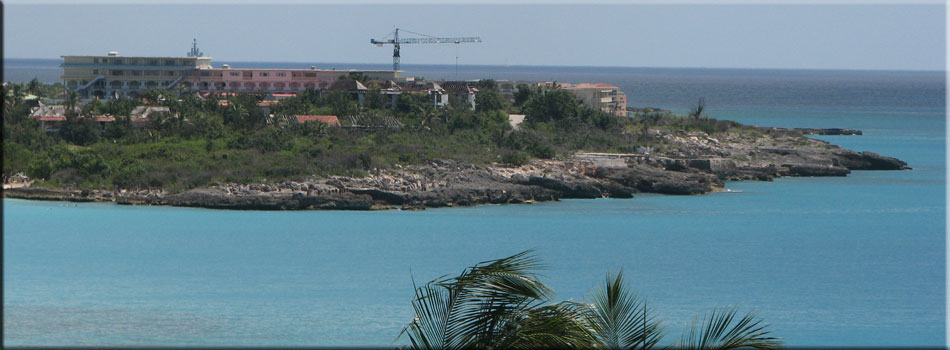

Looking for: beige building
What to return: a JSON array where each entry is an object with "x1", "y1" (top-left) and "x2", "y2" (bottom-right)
[
  {"x1": 558, "y1": 83, "x2": 627, "y2": 117},
  {"x1": 61, "y1": 52, "x2": 212, "y2": 99}
]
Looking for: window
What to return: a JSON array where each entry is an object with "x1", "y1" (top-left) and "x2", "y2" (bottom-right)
[
  {"x1": 304, "y1": 73, "x2": 316, "y2": 78},
  {"x1": 92, "y1": 70, "x2": 99, "y2": 74},
  {"x1": 112, "y1": 59, "x2": 123, "y2": 65},
  {"x1": 200, "y1": 71, "x2": 212, "y2": 77},
  {"x1": 165, "y1": 71, "x2": 177, "y2": 76},
  {"x1": 230, "y1": 72, "x2": 240, "y2": 77},
  {"x1": 243, "y1": 72, "x2": 253, "y2": 77},
  {"x1": 276, "y1": 72, "x2": 287, "y2": 77},
  {"x1": 148, "y1": 60, "x2": 159, "y2": 65},
  {"x1": 93, "y1": 58, "x2": 99, "y2": 64},
  {"x1": 259, "y1": 72, "x2": 269, "y2": 77},
  {"x1": 292, "y1": 72, "x2": 300, "y2": 77},
  {"x1": 165, "y1": 59, "x2": 176, "y2": 66},
  {"x1": 129, "y1": 59, "x2": 139, "y2": 65},
  {"x1": 132, "y1": 71, "x2": 142, "y2": 76},
  {"x1": 110, "y1": 70, "x2": 124, "y2": 76},
  {"x1": 145, "y1": 71, "x2": 159, "y2": 76}
]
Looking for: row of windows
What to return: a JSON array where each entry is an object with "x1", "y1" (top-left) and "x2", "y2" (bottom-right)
[
  {"x1": 219, "y1": 71, "x2": 317, "y2": 78},
  {"x1": 99, "y1": 69, "x2": 177, "y2": 76},
  {"x1": 89, "y1": 58, "x2": 193, "y2": 66},
  {"x1": 91, "y1": 69, "x2": 327, "y2": 79}
]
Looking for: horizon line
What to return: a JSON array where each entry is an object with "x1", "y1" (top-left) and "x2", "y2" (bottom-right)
[{"x1": 4, "y1": 57, "x2": 945, "y2": 73}]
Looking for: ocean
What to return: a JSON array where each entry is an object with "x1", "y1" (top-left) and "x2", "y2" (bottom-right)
[{"x1": 3, "y1": 59, "x2": 946, "y2": 347}]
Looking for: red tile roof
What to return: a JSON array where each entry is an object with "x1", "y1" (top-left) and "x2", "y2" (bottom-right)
[{"x1": 295, "y1": 115, "x2": 341, "y2": 127}]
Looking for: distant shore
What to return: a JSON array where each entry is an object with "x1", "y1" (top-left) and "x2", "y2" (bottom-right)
[{"x1": 4, "y1": 128, "x2": 908, "y2": 211}]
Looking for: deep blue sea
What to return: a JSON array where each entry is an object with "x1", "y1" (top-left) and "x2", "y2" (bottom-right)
[{"x1": 3, "y1": 59, "x2": 947, "y2": 347}]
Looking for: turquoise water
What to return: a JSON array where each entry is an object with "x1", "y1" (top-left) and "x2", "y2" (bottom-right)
[{"x1": 3, "y1": 67, "x2": 946, "y2": 347}]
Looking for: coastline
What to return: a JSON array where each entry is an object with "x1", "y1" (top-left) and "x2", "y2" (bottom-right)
[{"x1": 3, "y1": 129, "x2": 908, "y2": 211}]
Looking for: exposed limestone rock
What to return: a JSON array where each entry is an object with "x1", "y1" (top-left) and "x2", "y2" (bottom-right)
[{"x1": 4, "y1": 125, "x2": 911, "y2": 210}]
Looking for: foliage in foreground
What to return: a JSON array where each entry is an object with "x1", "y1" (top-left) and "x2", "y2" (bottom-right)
[{"x1": 400, "y1": 250, "x2": 782, "y2": 350}]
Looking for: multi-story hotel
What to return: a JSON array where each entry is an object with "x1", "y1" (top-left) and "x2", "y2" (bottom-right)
[{"x1": 61, "y1": 41, "x2": 400, "y2": 99}]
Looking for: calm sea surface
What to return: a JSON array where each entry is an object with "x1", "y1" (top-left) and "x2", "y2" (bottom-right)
[{"x1": 3, "y1": 60, "x2": 946, "y2": 347}]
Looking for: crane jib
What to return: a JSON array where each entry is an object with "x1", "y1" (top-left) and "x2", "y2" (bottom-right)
[
  {"x1": 370, "y1": 29, "x2": 481, "y2": 71},
  {"x1": 372, "y1": 38, "x2": 481, "y2": 45}
]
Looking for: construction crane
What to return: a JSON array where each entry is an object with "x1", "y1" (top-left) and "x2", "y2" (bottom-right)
[{"x1": 371, "y1": 27, "x2": 481, "y2": 71}]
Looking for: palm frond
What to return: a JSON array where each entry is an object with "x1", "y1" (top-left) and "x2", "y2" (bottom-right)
[
  {"x1": 445, "y1": 249, "x2": 554, "y2": 348},
  {"x1": 495, "y1": 301, "x2": 595, "y2": 349},
  {"x1": 673, "y1": 306, "x2": 782, "y2": 350},
  {"x1": 586, "y1": 271, "x2": 664, "y2": 350},
  {"x1": 400, "y1": 249, "x2": 560, "y2": 350},
  {"x1": 399, "y1": 280, "x2": 459, "y2": 350},
  {"x1": 399, "y1": 251, "x2": 782, "y2": 350}
]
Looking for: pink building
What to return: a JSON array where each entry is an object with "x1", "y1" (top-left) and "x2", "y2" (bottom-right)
[{"x1": 183, "y1": 67, "x2": 398, "y2": 93}]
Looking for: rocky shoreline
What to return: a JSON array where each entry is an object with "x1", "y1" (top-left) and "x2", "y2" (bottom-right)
[
  {"x1": 762, "y1": 127, "x2": 864, "y2": 136},
  {"x1": 4, "y1": 129, "x2": 908, "y2": 210}
]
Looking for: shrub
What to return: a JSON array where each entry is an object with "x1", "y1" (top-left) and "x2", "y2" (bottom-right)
[
  {"x1": 501, "y1": 151, "x2": 529, "y2": 166},
  {"x1": 27, "y1": 157, "x2": 53, "y2": 180}
]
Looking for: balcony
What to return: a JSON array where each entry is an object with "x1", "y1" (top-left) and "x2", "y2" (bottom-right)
[{"x1": 60, "y1": 63, "x2": 195, "y2": 70}]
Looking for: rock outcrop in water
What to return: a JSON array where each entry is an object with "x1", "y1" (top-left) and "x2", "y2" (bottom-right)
[
  {"x1": 763, "y1": 127, "x2": 864, "y2": 136},
  {"x1": 4, "y1": 128, "x2": 909, "y2": 210}
]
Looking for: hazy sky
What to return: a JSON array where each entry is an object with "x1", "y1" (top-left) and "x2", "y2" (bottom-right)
[{"x1": 4, "y1": 3, "x2": 946, "y2": 70}]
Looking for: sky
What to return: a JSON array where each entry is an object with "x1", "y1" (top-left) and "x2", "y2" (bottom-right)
[{"x1": 4, "y1": 2, "x2": 946, "y2": 70}]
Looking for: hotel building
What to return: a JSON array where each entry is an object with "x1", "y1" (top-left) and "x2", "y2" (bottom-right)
[{"x1": 61, "y1": 41, "x2": 400, "y2": 99}]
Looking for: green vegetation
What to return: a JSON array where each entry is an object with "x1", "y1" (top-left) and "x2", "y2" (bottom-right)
[
  {"x1": 400, "y1": 250, "x2": 782, "y2": 349},
  {"x1": 3, "y1": 80, "x2": 756, "y2": 191}
]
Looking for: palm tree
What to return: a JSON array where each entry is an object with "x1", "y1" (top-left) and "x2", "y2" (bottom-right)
[
  {"x1": 64, "y1": 90, "x2": 80, "y2": 120},
  {"x1": 10, "y1": 83, "x2": 25, "y2": 106},
  {"x1": 27, "y1": 78, "x2": 41, "y2": 96},
  {"x1": 399, "y1": 250, "x2": 594, "y2": 349},
  {"x1": 400, "y1": 250, "x2": 782, "y2": 350},
  {"x1": 586, "y1": 271, "x2": 663, "y2": 350},
  {"x1": 2, "y1": 85, "x2": 14, "y2": 116}
]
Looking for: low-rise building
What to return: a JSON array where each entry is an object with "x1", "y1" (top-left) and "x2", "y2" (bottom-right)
[
  {"x1": 558, "y1": 83, "x2": 627, "y2": 117},
  {"x1": 401, "y1": 81, "x2": 447, "y2": 107},
  {"x1": 295, "y1": 115, "x2": 341, "y2": 127},
  {"x1": 495, "y1": 80, "x2": 550, "y2": 104},
  {"x1": 440, "y1": 81, "x2": 478, "y2": 111},
  {"x1": 29, "y1": 104, "x2": 170, "y2": 131}
]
